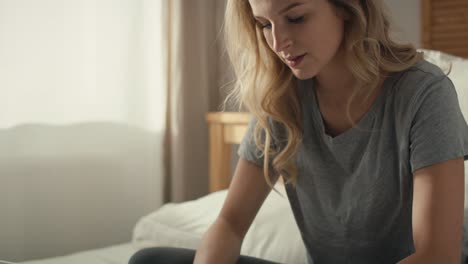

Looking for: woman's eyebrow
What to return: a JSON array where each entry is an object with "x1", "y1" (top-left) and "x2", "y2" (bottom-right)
[{"x1": 253, "y1": 2, "x2": 305, "y2": 20}]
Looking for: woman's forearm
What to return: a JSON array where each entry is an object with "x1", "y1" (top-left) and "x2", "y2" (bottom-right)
[{"x1": 193, "y1": 217, "x2": 243, "y2": 264}]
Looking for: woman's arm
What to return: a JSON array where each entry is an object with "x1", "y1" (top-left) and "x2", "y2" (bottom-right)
[
  {"x1": 194, "y1": 157, "x2": 279, "y2": 264},
  {"x1": 397, "y1": 157, "x2": 465, "y2": 264}
]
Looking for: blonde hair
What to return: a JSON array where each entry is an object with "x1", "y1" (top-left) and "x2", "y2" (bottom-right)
[{"x1": 222, "y1": 0, "x2": 422, "y2": 190}]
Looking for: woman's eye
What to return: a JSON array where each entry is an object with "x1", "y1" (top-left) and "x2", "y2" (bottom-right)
[
  {"x1": 288, "y1": 16, "x2": 305, "y2": 24},
  {"x1": 257, "y1": 15, "x2": 305, "y2": 30},
  {"x1": 261, "y1": 23, "x2": 272, "y2": 30}
]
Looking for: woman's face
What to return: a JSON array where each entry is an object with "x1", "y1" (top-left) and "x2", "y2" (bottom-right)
[{"x1": 248, "y1": 0, "x2": 347, "y2": 80}]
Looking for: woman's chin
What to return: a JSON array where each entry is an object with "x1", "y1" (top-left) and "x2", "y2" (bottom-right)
[{"x1": 291, "y1": 68, "x2": 317, "y2": 80}]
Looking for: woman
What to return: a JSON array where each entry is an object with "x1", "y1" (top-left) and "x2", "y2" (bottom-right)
[{"x1": 130, "y1": 0, "x2": 468, "y2": 263}]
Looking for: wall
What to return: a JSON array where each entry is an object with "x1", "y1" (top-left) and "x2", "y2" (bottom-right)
[
  {"x1": 384, "y1": 0, "x2": 421, "y2": 47},
  {"x1": 0, "y1": 123, "x2": 164, "y2": 262}
]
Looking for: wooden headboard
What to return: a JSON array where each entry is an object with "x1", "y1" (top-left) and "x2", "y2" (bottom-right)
[
  {"x1": 421, "y1": 0, "x2": 468, "y2": 58},
  {"x1": 205, "y1": 112, "x2": 286, "y2": 193},
  {"x1": 205, "y1": 112, "x2": 251, "y2": 192}
]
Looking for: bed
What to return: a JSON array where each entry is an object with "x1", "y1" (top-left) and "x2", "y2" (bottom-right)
[{"x1": 18, "y1": 1, "x2": 468, "y2": 263}]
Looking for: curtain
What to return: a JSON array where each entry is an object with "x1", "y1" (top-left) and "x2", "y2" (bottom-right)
[
  {"x1": 163, "y1": 0, "x2": 230, "y2": 203},
  {"x1": 0, "y1": 0, "x2": 167, "y2": 130}
]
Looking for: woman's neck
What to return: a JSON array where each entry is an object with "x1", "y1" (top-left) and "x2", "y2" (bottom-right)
[{"x1": 314, "y1": 48, "x2": 356, "y2": 107}]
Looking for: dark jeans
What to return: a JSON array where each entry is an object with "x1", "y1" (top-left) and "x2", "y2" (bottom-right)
[{"x1": 128, "y1": 247, "x2": 281, "y2": 264}]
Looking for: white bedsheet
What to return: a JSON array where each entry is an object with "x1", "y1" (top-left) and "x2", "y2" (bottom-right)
[
  {"x1": 132, "y1": 183, "x2": 308, "y2": 264},
  {"x1": 20, "y1": 243, "x2": 136, "y2": 264}
]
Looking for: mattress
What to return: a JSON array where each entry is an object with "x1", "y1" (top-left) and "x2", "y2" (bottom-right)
[{"x1": 19, "y1": 243, "x2": 136, "y2": 264}]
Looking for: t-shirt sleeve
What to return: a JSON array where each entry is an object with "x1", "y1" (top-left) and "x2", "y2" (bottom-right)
[
  {"x1": 409, "y1": 76, "x2": 468, "y2": 173},
  {"x1": 237, "y1": 116, "x2": 278, "y2": 172}
]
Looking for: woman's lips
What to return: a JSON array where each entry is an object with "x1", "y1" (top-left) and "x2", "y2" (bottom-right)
[{"x1": 285, "y1": 54, "x2": 306, "y2": 68}]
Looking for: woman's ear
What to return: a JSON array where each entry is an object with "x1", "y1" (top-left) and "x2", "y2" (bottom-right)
[{"x1": 337, "y1": 7, "x2": 352, "y2": 20}]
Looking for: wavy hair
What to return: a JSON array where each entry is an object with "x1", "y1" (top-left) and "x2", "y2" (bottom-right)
[{"x1": 222, "y1": 0, "x2": 423, "y2": 190}]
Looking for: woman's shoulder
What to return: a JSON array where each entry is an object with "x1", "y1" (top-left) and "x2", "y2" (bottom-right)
[
  {"x1": 390, "y1": 58, "x2": 453, "y2": 101},
  {"x1": 395, "y1": 58, "x2": 448, "y2": 86},
  {"x1": 388, "y1": 58, "x2": 461, "y2": 126}
]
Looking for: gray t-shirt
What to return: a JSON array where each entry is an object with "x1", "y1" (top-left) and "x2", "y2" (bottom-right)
[{"x1": 237, "y1": 59, "x2": 468, "y2": 264}]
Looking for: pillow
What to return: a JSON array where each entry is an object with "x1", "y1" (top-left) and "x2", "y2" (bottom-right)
[
  {"x1": 419, "y1": 49, "x2": 468, "y2": 207},
  {"x1": 132, "y1": 183, "x2": 307, "y2": 264}
]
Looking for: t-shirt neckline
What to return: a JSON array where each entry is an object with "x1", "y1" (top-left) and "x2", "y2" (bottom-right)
[{"x1": 303, "y1": 74, "x2": 395, "y2": 144}]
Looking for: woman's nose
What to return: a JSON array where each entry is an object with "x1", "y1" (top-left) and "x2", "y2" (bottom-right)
[{"x1": 272, "y1": 26, "x2": 293, "y2": 53}]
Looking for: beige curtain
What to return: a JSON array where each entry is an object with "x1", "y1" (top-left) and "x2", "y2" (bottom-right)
[{"x1": 162, "y1": 0, "x2": 232, "y2": 202}]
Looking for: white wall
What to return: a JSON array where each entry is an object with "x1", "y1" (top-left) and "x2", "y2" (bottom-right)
[
  {"x1": 0, "y1": 0, "x2": 166, "y2": 261},
  {"x1": 384, "y1": 0, "x2": 421, "y2": 47},
  {"x1": 0, "y1": 123, "x2": 164, "y2": 262}
]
